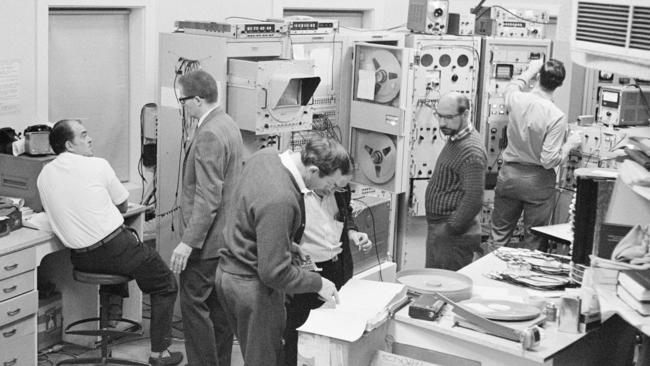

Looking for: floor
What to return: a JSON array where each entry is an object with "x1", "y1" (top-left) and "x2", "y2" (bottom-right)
[{"x1": 41, "y1": 297, "x2": 246, "y2": 366}]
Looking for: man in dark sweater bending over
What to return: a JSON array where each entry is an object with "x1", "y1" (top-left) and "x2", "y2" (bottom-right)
[
  {"x1": 425, "y1": 92, "x2": 487, "y2": 271},
  {"x1": 216, "y1": 137, "x2": 348, "y2": 366}
]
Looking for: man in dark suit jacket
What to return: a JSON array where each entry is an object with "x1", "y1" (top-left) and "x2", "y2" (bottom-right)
[{"x1": 170, "y1": 70, "x2": 243, "y2": 366}]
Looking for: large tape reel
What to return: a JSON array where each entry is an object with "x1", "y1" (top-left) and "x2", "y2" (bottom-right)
[
  {"x1": 362, "y1": 49, "x2": 401, "y2": 104},
  {"x1": 356, "y1": 131, "x2": 397, "y2": 184}
]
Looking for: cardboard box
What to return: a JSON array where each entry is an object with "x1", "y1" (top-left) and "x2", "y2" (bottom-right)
[
  {"x1": 371, "y1": 350, "x2": 443, "y2": 366},
  {"x1": 298, "y1": 323, "x2": 389, "y2": 366},
  {"x1": 38, "y1": 292, "x2": 62, "y2": 350}
]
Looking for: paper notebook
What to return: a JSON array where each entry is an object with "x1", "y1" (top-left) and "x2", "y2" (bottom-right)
[{"x1": 297, "y1": 279, "x2": 407, "y2": 342}]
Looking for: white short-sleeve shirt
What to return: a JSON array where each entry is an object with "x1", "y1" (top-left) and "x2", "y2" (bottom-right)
[{"x1": 37, "y1": 152, "x2": 129, "y2": 249}]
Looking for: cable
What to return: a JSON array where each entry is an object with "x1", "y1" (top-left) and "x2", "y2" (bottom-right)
[
  {"x1": 340, "y1": 24, "x2": 406, "y2": 32},
  {"x1": 491, "y1": 5, "x2": 549, "y2": 24},
  {"x1": 163, "y1": 57, "x2": 202, "y2": 230},
  {"x1": 471, "y1": 0, "x2": 488, "y2": 14},
  {"x1": 224, "y1": 16, "x2": 265, "y2": 22},
  {"x1": 351, "y1": 197, "x2": 383, "y2": 282}
]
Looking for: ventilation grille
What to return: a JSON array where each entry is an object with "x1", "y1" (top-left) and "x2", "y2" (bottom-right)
[
  {"x1": 575, "y1": 2, "x2": 629, "y2": 47},
  {"x1": 631, "y1": 6, "x2": 650, "y2": 50}
]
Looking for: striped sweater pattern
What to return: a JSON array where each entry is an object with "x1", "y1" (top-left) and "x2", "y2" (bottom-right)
[{"x1": 425, "y1": 130, "x2": 487, "y2": 234}]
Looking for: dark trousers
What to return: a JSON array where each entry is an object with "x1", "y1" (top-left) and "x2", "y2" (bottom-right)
[
  {"x1": 283, "y1": 257, "x2": 346, "y2": 366},
  {"x1": 490, "y1": 163, "x2": 556, "y2": 250},
  {"x1": 70, "y1": 227, "x2": 178, "y2": 353},
  {"x1": 425, "y1": 216, "x2": 481, "y2": 271},
  {"x1": 180, "y1": 258, "x2": 233, "y2": 366},
  {"x1": 216, "y1": 267, "x2": 285, "y2": 366}
]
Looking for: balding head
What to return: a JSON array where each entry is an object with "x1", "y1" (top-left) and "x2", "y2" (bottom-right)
[
  {"x1": 438, "y1": 92, "x2": 470, "y2": 115},
  {"x1": 436, "y1": 92, "x2": 471, "y2": 136}
]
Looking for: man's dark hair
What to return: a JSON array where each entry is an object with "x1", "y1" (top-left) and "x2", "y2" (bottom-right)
[
  {"x1": 539, "y1": 59, "x2": 565, "y2": 91},
  {"x1": 178, "y1": 70, "x2": 219, "y2": 104},
  {"x1": 49, "y1": 119, "x2": 78, "y2": 154},
  {"x1": 454, "y1": 93, "x2": 471, "y2": 114},
  {"x1": 301, "y1": 136, "x2": 352, "y2": 177}
]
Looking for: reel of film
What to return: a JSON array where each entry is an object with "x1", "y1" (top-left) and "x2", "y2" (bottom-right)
[
  {"x1": 356, "y1": 131, "x2": 397, "y2": 185},
  {"x1": 359, "y1": 49, "x2": 402, "y2": 104}
]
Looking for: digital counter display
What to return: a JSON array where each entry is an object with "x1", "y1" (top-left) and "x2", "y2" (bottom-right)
[
  {"x1": 503, "y1": 21, "x2": 526, "y2": 28},
  {"x1": 245, "y1": 24, "x2": 275, "y2": 33},
  {"x1": 291, "y1": 21, "x2": 317, "y2": 30}
]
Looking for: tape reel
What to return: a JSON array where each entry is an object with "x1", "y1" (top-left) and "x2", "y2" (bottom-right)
[
  {"x1": 361, "y1": 49, "x2": 401, "y2": 104},
  {"x1": 356, "y1": 131, "x2": 397, "y2": 184}
]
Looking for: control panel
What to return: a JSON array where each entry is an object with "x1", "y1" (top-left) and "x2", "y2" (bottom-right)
[
  {"x1": 407, "y1": 0, "x2": 449, "y2": 35},
  {"x1": 475, "y1": 7, "x2": 548, "y2": 38},
  {"x1": 476, "y1": 38, "x2": 552, "y2": 186},
  {"x1": 175, "y1": 20, "x2": 287, "y2": 38},
  {"x1": 597, "y1": 85, "x2": 650, "y2": 126},
  {"x1": 287, "y1": 19, "x2": 339, "y2": 35}
]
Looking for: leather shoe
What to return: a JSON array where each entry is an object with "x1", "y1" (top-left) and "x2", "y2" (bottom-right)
[{"x1": 148, "y1": 351, "x2": 183, "y2": 366}]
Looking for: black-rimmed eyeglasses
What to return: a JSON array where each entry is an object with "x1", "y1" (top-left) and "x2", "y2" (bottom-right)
[
  {"x1": 434, "y1": 111, "x2": 463, "y2": 120},
  {"x1": 178, "y1": 96, "x2": 198, "y2": 104}
]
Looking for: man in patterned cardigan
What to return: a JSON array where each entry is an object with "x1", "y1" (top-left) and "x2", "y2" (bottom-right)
[{"x1": 425, "y1": 92, "x2": 487, "y2": 270}]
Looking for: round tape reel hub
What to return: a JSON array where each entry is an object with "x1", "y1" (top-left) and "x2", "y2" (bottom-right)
[
  {"x1": 365, "y1": 49, "x2": 401, "y2": 104},
  {"x1": 356, "y1": 131, "x2": 397, "y2": 184}
]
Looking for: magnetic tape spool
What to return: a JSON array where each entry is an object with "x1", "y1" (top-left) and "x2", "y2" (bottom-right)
[
  {"x1": 361, "y1": 49, "x2": 401, "y2": 104},
  {"x1": 356, "y1": 131, "x2": 397, "y2": 184}
]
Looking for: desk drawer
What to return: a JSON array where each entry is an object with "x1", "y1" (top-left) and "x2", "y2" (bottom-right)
[
  {"x1": 1, "y1": 332, "x2": 36, "y2": 366},
  {"x1": 0, "y1": 271, "x2": 35, "y2": 302},
  {"x1": 0, "y1": 248, "x2": 35, "y2": 281},
  {"x1": 0, "y1": 315, "x2": 35, "y2": 344},
  {"x1": 0, "y1": 291, "x2": 37, "y2": 327}
]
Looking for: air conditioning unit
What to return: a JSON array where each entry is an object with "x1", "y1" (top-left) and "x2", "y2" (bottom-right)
[{"x1": 571, "y1": 0, "x2": 650, "y2": 79}]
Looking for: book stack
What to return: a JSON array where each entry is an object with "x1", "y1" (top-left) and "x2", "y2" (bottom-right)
[{"x1": 617, "y1": 270, "x2": 650, "y2": 316}]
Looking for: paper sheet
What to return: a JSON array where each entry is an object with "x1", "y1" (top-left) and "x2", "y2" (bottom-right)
[
  {"x1": 297, "y1": 279, "x2": 405, "y2": 342},
  {"x1": 356, "y1": 69, "x2": 376, "y2": 101},
  {"x1": 22, "y1": 212, "x2": 52, "y2": 232}
]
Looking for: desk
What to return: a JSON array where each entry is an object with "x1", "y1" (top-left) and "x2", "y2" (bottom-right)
[
  {"x1": 388, "y1": 253, "x2": 640, "y2": 366},
  {"x1": 530, "y1": 223, "x2": 573, "y2": 246},
  {"x1": 0, "y1": 204, "x2": 145, "y2": 366}
]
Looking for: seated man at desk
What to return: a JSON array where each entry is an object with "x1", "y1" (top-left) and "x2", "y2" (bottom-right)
[{"x1": 36, "y1": 119, "x2": 182, "y2": 366}]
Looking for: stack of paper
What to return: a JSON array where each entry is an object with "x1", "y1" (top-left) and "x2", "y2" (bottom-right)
[
  {"x1": 298, "y1": 279, "x2": 407, "y2": 342},
  {"x1": 22, "y1": 212, "x2": 53, "y2": 232}
]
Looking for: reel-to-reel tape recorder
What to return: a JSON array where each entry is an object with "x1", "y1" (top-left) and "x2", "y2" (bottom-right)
[
  {"x1": 350, "y1": 43, "x2": 412, "y2": 193},
  {"x1": 349, "y1": 36, "x2": 481, "y2": 206}
]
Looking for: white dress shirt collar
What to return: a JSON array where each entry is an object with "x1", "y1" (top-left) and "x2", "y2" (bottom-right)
[{"x1": 279, "y1": 150, "x2": 310, "y2": 194}]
